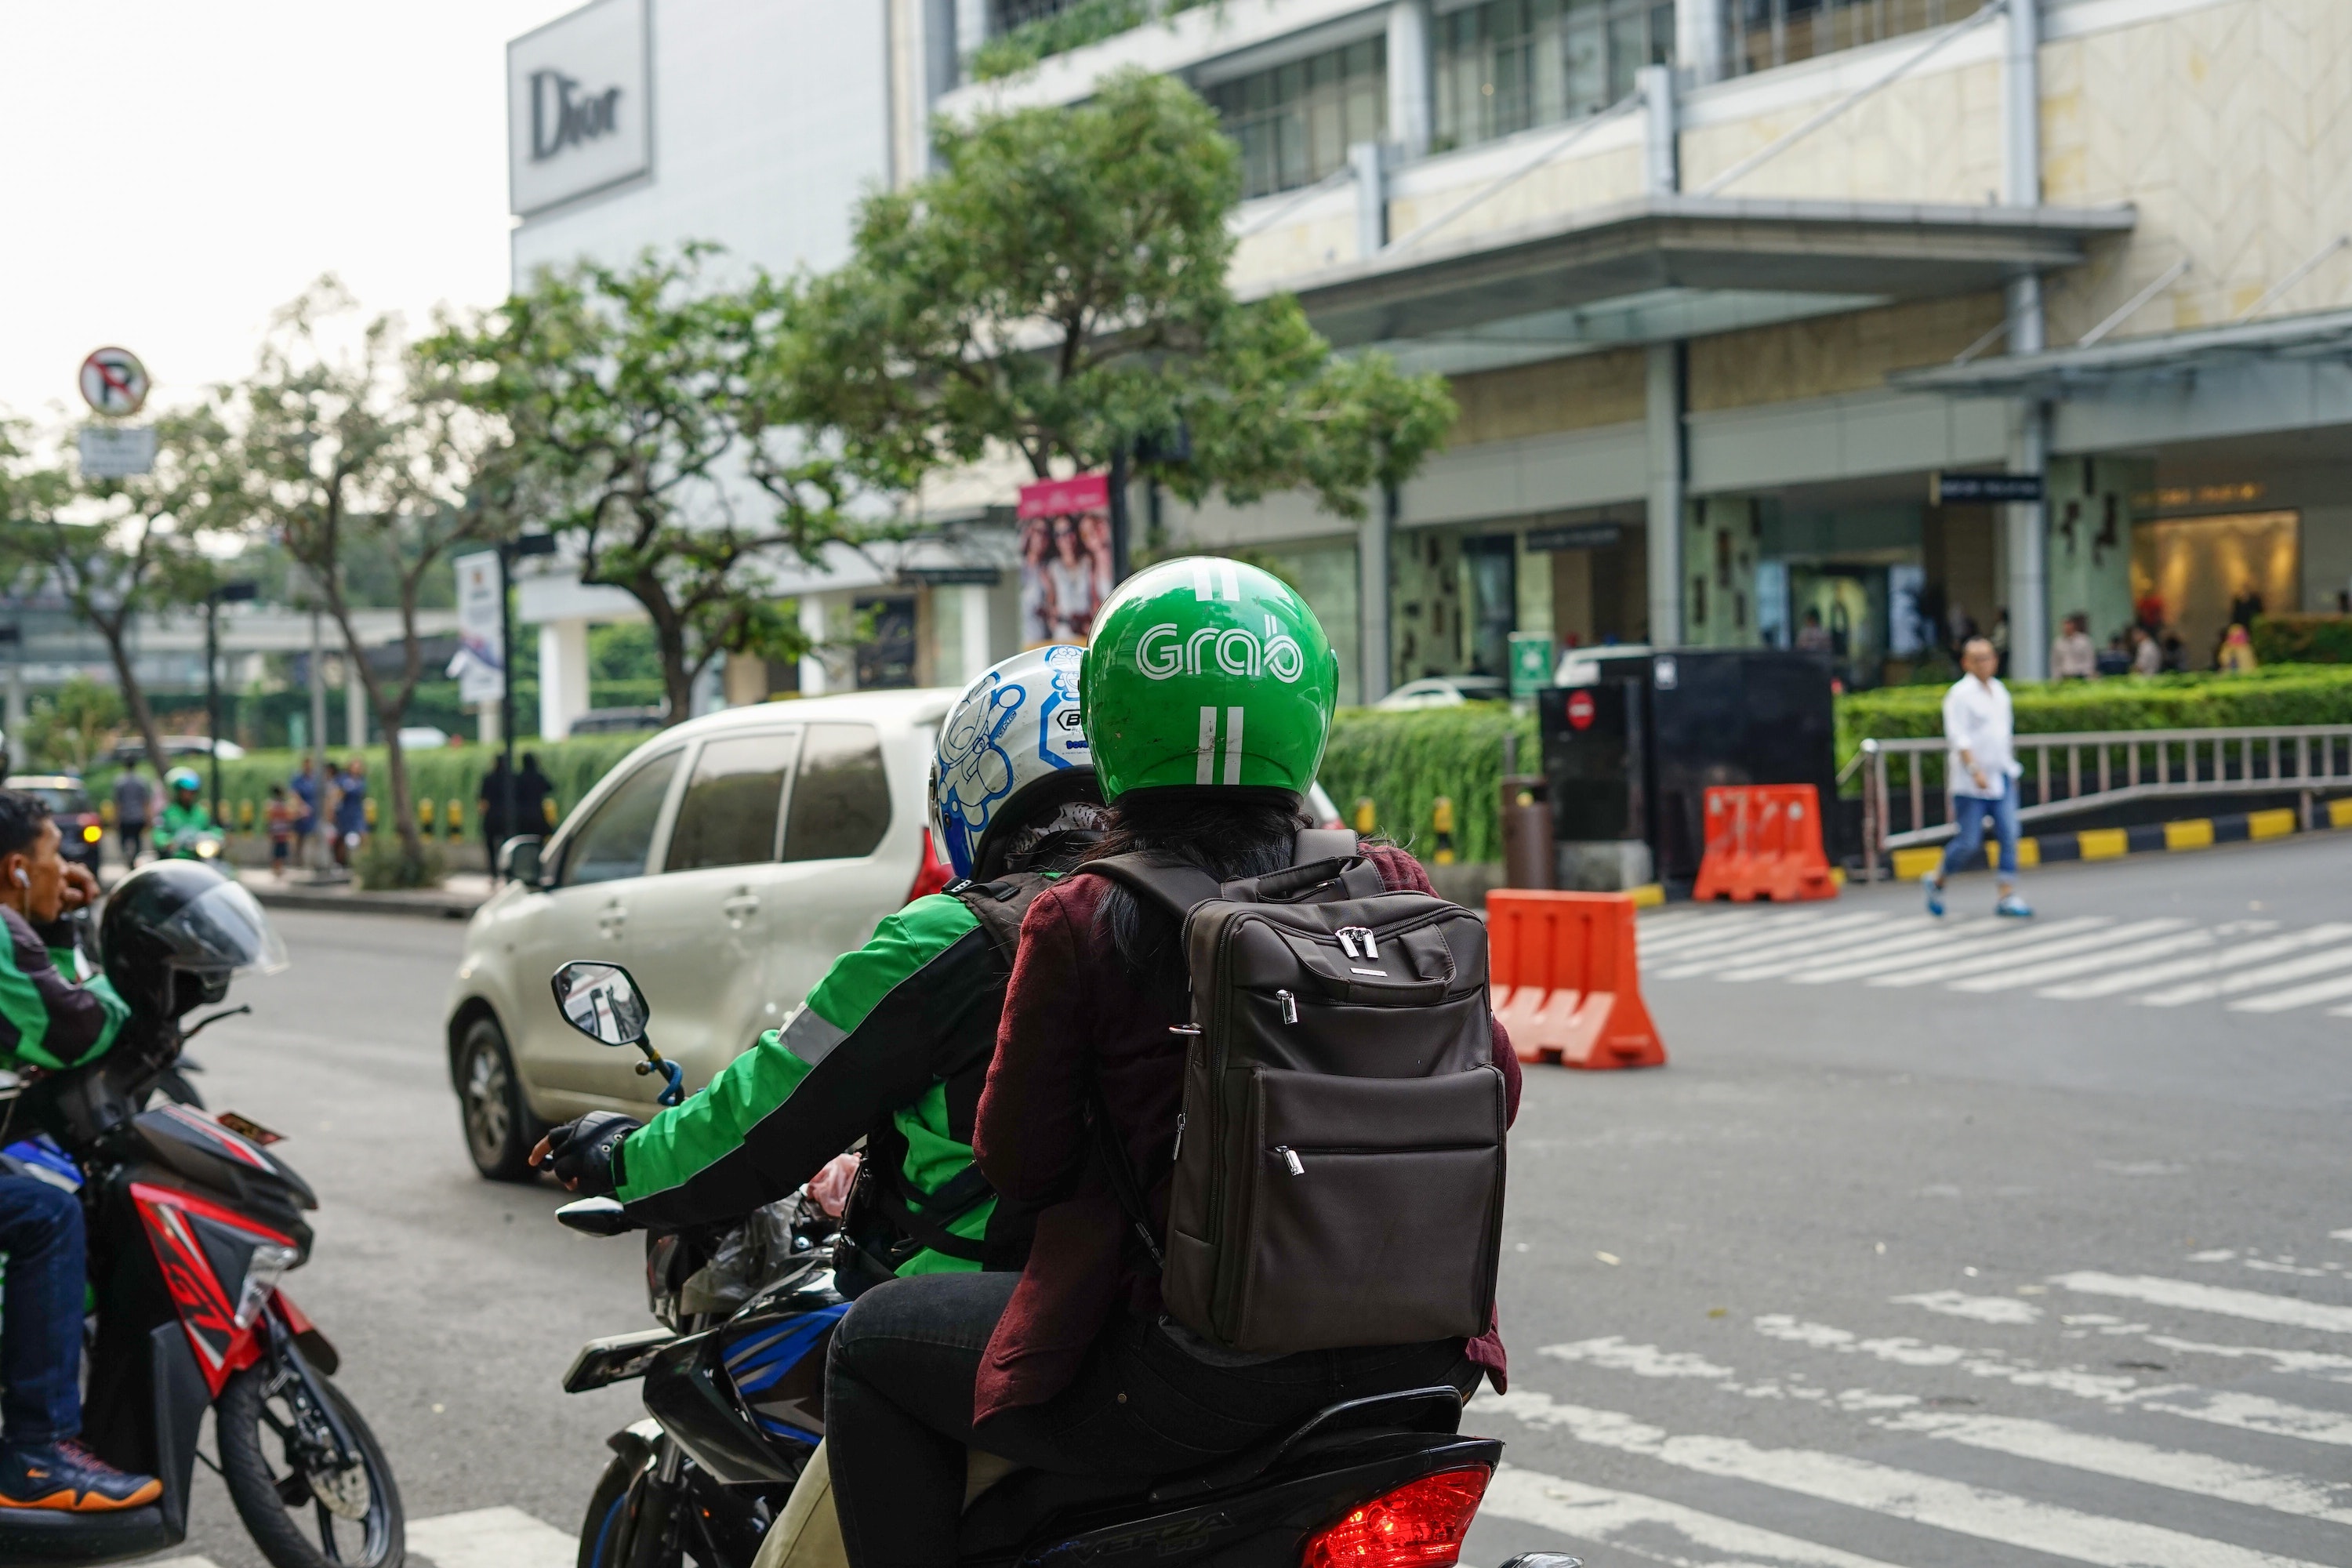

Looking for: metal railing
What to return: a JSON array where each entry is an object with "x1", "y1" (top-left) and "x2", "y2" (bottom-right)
[{"x1": 1850, "y1": 724, "x2": 2352, "y2": 879}]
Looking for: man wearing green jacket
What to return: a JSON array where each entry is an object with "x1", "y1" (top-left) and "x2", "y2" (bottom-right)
[
  {"x1": 532, "y1": 644, "x2": 1100, "y2": 1280},
  {"x1": 151, "y1": 768, "x2": 216, "y2": 857}
]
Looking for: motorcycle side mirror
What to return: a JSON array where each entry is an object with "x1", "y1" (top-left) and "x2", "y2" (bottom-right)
[
  {"x1": 499, "y1": 835, "x2": 545, "y2": 888},
  {"x1": 551, "y1": 961, "x2": 651, "y2": 1048}
]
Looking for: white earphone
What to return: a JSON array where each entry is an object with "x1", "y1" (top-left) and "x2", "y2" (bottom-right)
[{"x1": 12, "y1": 867, "x2": 27, "y2": 888}]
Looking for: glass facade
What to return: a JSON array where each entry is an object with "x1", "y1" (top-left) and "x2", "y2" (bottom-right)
[
  {"x1": 1203, "y1": 36, "x2": 1388, "y2": 199},
  {"x1": 1431, "y1": 0, "x2": 1675, "y2": 154},
  {"x1": 1726, "y1": 0, "x2": 1989, "y2": 77}
]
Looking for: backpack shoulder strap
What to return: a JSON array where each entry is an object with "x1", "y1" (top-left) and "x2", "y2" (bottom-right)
[
  {"x1": 1294, "y1": 829, "x2": 1386, "y2": 898},
  {"x1": 1081, "y1": 853, "x2": 1223, "y2": 920},
  {"x1": 946, "y1": 871, "x2": 1057, "y2": 970}
]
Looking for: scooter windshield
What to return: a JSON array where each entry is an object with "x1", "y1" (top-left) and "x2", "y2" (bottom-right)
[{"x1": 152, "y1": 879, "x2": 289, "y2": 978}]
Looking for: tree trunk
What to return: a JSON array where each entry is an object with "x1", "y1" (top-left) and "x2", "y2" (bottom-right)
[
  {"x1": 98, "y1": 616, "x2": 172, "y2": 784},
  {"x1": 626, "y1": 568, "x2": 696, "y2": 728}
]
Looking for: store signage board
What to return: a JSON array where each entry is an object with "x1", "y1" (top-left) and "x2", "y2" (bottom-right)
[
  {"x1": 1931, "y1": 470, "x2": 2043, "y2": 505},
  {"x1": 79, "y1": 347, "x2": 149, "y2": 416},
  {"x1": 1526, "y1": 522, "x2": 1623, "y2": 552},
  {"x1": 78, "y1": 426, "x2": 156, "y2": 479},
  {"x1": 508, "y1": 0, "x2": 650, "y2": 217}
]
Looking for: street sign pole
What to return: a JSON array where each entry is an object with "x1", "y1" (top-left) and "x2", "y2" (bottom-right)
[
  {"x1": 205, "y1": 582, "x2": 258, "y2": 825},
  {"x1": 497, "y1": 535, "x2": 557, "y2": 870}
]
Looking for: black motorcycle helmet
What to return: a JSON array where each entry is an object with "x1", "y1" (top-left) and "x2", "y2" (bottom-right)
[{"x1": 100, "y1": 861, "x2": 288, "y2": 1018}]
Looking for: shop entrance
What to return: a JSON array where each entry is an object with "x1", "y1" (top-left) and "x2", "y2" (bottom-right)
[{"x1": 2132, "y1": 510, "x2": 2299, "y2": 669}]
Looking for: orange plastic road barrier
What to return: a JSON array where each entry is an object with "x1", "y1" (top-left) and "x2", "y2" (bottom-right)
[
  {"x1": 1692, "y1": 785, "x2": 1836, "y2": 903},
  {"x1": 1485, "y1": 890, "x2": 1665, "y2": 1070}
]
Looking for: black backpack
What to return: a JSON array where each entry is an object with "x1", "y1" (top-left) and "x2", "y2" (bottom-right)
[{"x1": 1087, "y1": 830, "x2": 1505, "y2": 1356}]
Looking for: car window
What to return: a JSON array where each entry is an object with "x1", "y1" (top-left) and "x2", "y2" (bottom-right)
[
  {"x1": 664, "y1": 731, "x2": 798, "y2": 873},
  {"x1": 781, "y1": 723, "x2": 891, "y2": 862},
  {"x1": 557, "y1": 750, "x2": 682, "y2": 887}
]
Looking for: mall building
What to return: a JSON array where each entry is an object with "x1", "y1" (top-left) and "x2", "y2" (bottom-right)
[{"x1": 509, "y1": 0, "x2": 2352, "y2": 731}]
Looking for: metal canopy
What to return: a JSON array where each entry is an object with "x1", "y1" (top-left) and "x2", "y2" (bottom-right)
[
  {"x1": 1266, "y1": 194, "x2": 2136, "y2": 355},
  {"x1": 1894, "y1": 305, "x2": 2352, "y2": 396}
]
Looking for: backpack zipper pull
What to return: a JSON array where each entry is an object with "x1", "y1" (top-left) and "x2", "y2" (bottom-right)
[
  {"x1": 1276, "y1": 989, "x2": 1298, "y2": 1024},
  {"x1": 1172, "y1": 1112, "x2": 1185, "y2": 1163},
  {"x1": 1275, "y1": 1145, "x2": 1305, "y2": 1176}
]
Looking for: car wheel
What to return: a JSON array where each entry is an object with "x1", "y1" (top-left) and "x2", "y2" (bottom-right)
[{"x1": 457, "y1": 1014, "x2": 542, "y2": 1182}]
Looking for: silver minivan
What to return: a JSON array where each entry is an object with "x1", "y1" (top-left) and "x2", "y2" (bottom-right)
[{"x1": 442, "y1": 688, "x2": 954, "y2": 1179}]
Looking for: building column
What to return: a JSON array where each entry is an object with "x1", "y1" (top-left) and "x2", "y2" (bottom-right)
[
  {"x1": 798, "y1": 594, "x2": 831, "y2": 697},
  {"x1": 344, "y1": 662, "x2": 368, "y2": 750},
  {"x1": 960, "y1": 583, "x2": 992, "y2": 686},
  {"x1": 1359, "y1": 489, "x2": 1394, "y2": 702},
  {"x1": 539, "y1": 617, "x2": 591, "y2": 742},
  {"x1": 953, "y1": 0, "x2": 987, "y2": 78},
  {"x1": 1386, "y1": 2, "x2": 1432, "y2": 161},
  {"x1": 1999, "y1": 0, "x2": 2049, "y2": 679},
  {"x1": 1677, "y1": 0, "x2": 1728, "y2": 86},
  {"x1": 1646, "y1": 346, "x2": 1686, "y2": 647}
]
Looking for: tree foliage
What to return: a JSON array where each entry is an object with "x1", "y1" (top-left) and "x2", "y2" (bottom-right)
[{"x1": 771, "y1": 70, "x2": 1456, "y2": 514}]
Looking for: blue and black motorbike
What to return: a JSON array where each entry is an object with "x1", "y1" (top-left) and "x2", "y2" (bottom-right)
[{"x1": 547, "y1": 958, "x2": 1578, "y2": 1568}]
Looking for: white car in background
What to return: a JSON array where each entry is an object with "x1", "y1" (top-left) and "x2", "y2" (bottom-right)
[{"x1": 443, "y1": 688, "x2": 956, "y2": 1179}]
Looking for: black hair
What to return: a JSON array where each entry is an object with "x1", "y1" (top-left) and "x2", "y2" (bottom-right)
[
  {"x1": 1082, "y1": 789, "x2": 1308, "y2": 1009},
  {"x1": 0, "y1": 789, "x2": 53, "y2": 862}
]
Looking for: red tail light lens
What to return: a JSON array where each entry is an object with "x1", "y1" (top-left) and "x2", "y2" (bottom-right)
[
  {"x1": 905, "y1": 827, "x2": 954, "y2": 904},
  {"x1": 1301, "y1": 1466, "x2": 1490, "y2": 1568}
]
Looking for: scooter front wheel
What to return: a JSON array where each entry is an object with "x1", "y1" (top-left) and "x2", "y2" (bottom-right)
[{"x1": 218, "y1": 1363, "x2": 405, "y2": 1568}]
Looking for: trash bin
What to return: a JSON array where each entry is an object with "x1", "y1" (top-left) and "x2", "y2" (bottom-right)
[{"x1": 1499, "y1": 775, "x2": 1552, "y2": 888}]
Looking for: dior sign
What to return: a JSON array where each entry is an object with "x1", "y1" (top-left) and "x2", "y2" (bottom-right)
[{"x1": 509, "y1": 0, "x2": 650, "y2": 216}]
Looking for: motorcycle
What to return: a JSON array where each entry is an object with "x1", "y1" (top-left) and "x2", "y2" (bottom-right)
[
  {"x1": 549, "y1": 958, "x2": 1578, "y2": 1568},
  {"x1": 0, "y1": 866, "x2": 402, "y2": 1568},
  {"x1": 160, "y1": 825, "x2": 227, "y2": 862}
]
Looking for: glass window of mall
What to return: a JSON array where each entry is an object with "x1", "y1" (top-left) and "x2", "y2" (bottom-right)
[
  {"x1": 1432, "y1": 0, "x2": 1674, "y2": 154},
  {"x1": 1727, "y1": 0, "x2": 1989, "y2": 76},
  {"x1": 1204, "y1": 36, "x2": 1388, "y2": 199}
]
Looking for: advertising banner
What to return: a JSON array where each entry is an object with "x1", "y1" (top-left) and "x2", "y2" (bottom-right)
[
  {"x1": 449, "y1": 552, "x2": 505, "y2": 704},
  {"x1": 1016, "y1": 473, "x2": 1113, "y2": 646}
]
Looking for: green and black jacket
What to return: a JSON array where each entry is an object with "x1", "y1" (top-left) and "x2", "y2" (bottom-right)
[
  {"x1": 0, "y1": 906, "x2": 128, "y2": 1073},
  {"x1": 614, "y1": 876, "x2": 1047, "y2": 1275}
]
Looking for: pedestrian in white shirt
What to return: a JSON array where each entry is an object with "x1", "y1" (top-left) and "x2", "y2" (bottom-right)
[
  {"x1": 1925, "y1": 637, "x2": 2031, "y2": 918},
  {"x1": 2051, "y1": 612, "x2": 2100, "y2": 680}
]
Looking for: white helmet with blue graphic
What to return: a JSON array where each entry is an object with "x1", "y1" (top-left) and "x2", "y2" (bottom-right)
[{"x1": 928, "y1": 644, "x2": 1099, "y2": 880}]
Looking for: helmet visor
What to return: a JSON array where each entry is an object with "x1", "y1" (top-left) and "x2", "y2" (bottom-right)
[{"x1": 153, "y1": 880, "x2": 289, "y2": 978}]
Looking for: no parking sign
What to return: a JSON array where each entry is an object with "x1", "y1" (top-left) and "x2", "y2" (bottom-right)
[{"x1": 78, "y1": 347, "x2": 150, "y2": 416}]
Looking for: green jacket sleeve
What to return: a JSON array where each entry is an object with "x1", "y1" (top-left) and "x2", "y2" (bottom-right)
[
  {"x1": 615, "y1": 893, "x2": 996, "y2": 1230},
  {"x1": 0, "y1": 909, "x2": 129, "y2": 1072}
]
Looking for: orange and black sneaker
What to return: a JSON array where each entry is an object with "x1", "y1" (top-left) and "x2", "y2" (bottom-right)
[{"x1": 0, "y1": 1440, "x2": 163, "y2": 1511}]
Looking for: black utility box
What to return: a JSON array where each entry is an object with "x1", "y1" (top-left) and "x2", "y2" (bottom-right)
[{"x1": 1539, "y1": 649, "x2": 1838, "y2": 887}]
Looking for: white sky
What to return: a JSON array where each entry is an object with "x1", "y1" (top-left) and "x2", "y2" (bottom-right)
[{"x1": 0, "y1": 1, "x2": 579, "y2": 426}]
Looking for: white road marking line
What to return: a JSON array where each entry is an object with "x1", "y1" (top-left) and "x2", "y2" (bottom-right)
[
  {"x1": 1885, "y1": 1410, "x2": 2352, "y2": 1526},
  {"x1": 2232, "y1": 970, "x2": 2352, "y2": 1013},
  {"x1": 2140, "y1": 1387, "x2": 2352, "y2": 1448},
  {"x1": 1541, "y1": 1338, "x2": 1737, "y2": 1379},
  {"x1": 1704, "y1": 921, "x2": 1980, "y2": 982},
  {"x1": 1636, "y1": 909, "x2": 1848, "y2": 956},
  {"x1": 1867, "y1": 919, "x2": 2189, "y2": 988},
  {"x1": 1481, "y1": 1463, "x2": 1907, "y2": 1568},
  {"x1": 1890, "y1": 1290, "x2": 2042, "y2": 1324},
  {"x1": 406, "y1": 1506, "x2": 579, "y2": 1568},
  {"x1": 1948, "y1": 927, "x2": 2216, "y2": 993},
  {"x1": 2139, "y1": 942, "x2": 2352, "y2": 1006},
  {"x1": 2038, "y1": 924, "x2": 2352, "y2": 1000},
  {"x1": 1787, "y1": 916, "x2": 2112, "y2": 984},
  {"x1": 2145, "y1": 1334, "x2": 2352, "y2": 1382},
  {"x1": 1643, "y1": 913, "x2": 1889, "y2": 970},
  {"x1": 2056, "y1": 1271, "x2": 2352, "y2": 1336},
  {"x1": 1473, "y1": 1390, "x2": 2331, "y2": 1568}
]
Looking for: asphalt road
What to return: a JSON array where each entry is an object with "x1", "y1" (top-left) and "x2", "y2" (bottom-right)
[{"x1": 143, "y1": 833, "x2": 2352, "y2": 1567}]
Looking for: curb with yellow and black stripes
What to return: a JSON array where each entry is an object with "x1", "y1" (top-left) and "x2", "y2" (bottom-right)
[{"x1": 1889, "y1": 796, "x2": 2352, "y2": 882}]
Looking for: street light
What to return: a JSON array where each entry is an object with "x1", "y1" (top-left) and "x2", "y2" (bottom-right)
[
  {"x1": 498, "y1": 535, "x2": 558, "y2": 867},
  {"x1": 205, "y1": 580, "x2": 259, "y2": 823}
]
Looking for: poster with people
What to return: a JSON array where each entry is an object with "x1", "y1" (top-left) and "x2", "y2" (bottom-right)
[{"x1": 1017, "y1": 473, "x2": 1114, "y2": 646}]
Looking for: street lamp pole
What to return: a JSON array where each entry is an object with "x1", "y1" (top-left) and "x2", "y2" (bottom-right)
[
  {"x1": 204, "y1": 581, "x2": 258, "y2": 825},
  {"x1": 498, "y1": 535, "x2": 557, "y2": 865}
]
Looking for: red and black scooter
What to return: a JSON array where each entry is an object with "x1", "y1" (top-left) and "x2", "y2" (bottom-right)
[{"x1": 0, "y1": 863, "x2": 401, "y2": 1568}]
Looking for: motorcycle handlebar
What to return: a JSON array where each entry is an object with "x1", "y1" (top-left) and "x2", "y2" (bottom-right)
[{"x1": 556, "y1": 1196, "x2": 638, "y2": 1236}]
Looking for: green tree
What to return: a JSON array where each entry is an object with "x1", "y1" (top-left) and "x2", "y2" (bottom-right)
[
  {"x1": 234, "y1": 278, "x2": 515, "y2": 885},
  {"x1": 768, "y1": 69, "x2": 1455, "y2": 517},
  {"x1": 0, "y1": 411, "x2": 240, "y2": 783},
  {"x1": 422, "y1": 248, "x2": 888, "y2": 726},
  {"x1": 23, "y1": 675, "x2": 125, "y2": 774}
]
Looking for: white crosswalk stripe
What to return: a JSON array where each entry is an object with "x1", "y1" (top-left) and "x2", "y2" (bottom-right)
[
  {"x1": 143, "y1": 1506, "x2": 579, "y2": 1568},
  {"x1": 1640, "y1": 906, "x2": 2352, "y2": 1017},
  {"x1": 1482, "y1": 1464, "x2": 1910, "y2": 1567}
]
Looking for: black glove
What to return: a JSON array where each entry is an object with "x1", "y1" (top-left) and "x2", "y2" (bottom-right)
[{"x1": 539, "y1": 1112, "x2": 641, "y2": 1196}]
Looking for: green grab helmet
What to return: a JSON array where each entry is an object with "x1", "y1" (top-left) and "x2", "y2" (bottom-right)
[
  {"x1": 165, "y1": 767, "x2": 201, "y2": 794},
  {"x1": 1080, "y1": 556, "x2": 1338, "y2": 802}
]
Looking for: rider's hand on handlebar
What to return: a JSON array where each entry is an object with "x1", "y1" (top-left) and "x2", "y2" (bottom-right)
[
  {"x1": 807, "y1": 1152, "x2": 859, "y2": 1218},
  {"x1": 529, "y1": 1112, "x2": 642, "y2": 1196}
]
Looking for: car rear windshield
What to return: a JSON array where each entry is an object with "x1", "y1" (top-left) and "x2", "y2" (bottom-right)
[{"x1": 24, "y1": 789, "x2": 89, "y2": 815}]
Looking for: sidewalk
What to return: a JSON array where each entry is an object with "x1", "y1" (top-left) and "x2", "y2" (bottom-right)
[{"x1": 234, "y1": 866, "x2": 492, "y2": 920}]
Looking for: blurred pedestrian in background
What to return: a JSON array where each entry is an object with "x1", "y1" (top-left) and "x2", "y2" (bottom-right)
[
  {"x1": 2130, "y1": 624, "x2": 2162, "y2": 676},
  {"x1": 516, "y1": 752, "x2": 555, "y2": 833},
  {"x1": 2217, "y1": 623, "x2": 2260, "y2": 674},
  {"x1": 264, "y1": 784, "x2": 296, "y2": 880},
  {"x1": 2051, "y1": 612, "x2": 2099, "y2": 680},
  {"x1": 289, "y1": 758, "x2": 319, "y2": 867},
  {"x1": 110, "y1": 768, "x2": 151, "y2": 871},
  {"x1": 1925, "y1": 637, "x2": 2031, "y2": 920},
  {"x1": 332, "y1": 757, "x2": 368, "y2": 868},
  {"x1": 479, "y1": 755, "x2": 513, "y2": 880}
]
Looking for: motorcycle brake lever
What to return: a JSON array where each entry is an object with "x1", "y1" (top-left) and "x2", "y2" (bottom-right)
[{"x1": 181, "y1": 1005, "x2": 252, "y2": 1044}]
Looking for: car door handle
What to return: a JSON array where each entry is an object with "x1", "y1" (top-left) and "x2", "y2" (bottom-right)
[
  {"x1": 722, "y1": 892, "x2": 760, "y2": 926},
  {"x1": 597, "y1": 904, "x2": 627, "y2": 938}
]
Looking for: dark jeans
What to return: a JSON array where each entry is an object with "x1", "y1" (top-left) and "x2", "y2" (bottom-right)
[
  {"x1": 0, "y1": 1177, "x2": 85, "y2": 1447},
  {"x1": 118, "y1": 824, "x2": 145, "y2": 869},
  {"x1": 825, "y1": 1272, "x2": 1475, "y2": 1568}
]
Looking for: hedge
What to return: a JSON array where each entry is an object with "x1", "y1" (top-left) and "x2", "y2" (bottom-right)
[
  {"x1": 1318, "y1": 705, "x2": 1537, "y2": 866},
  {"x1": 2251, "y1": 615, "x2": 2352, "y2": 666}
]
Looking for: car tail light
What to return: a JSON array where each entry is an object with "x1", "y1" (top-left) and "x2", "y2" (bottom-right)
[
  {"x1": 905, "y1": 827, "x2": 954, "y2": 904},
  {"x1": 82, "y1": 824, "x2": 102, "y2": 844},
  {"x1": 1301, "y1": 1468, "x2": 1490, "y2": 1568}
]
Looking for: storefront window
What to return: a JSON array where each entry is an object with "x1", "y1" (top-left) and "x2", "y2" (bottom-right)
[
  {"x1": 1726, "y1": 0, "x2": 1988, "y2": 78},
  {"x1": 1204, "y1": 36, "x2": 1387, "y2": 199},
  {"x1": 1432, "y1": 0, "x2": 1674, "y2": 154}
]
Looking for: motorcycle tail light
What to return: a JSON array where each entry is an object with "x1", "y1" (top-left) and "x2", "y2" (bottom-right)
[
  {"x1": 904, "y1": 827, "x2": 953, "y2": 905},
  {"x1": 234, "y1": 1243, "x2": 301, "y2": 1328},
  {"x1": 82, "y1": 824, "x2": 101, "y2": 843},
  {"x1": 1300, "y1": 1467, "x2": 1489, "y2": 1568}
]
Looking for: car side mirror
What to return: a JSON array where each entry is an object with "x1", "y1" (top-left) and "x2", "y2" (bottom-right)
[
  {"x1": 499, "y1": 834, "x2": 546, "y2": 887},
  {"x1": 551, "y1": 960, "x2": 650, "y2": 1048}
]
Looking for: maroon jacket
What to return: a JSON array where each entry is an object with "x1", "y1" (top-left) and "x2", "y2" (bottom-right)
[{"x1": 971, "y1": 844, "x2": 1520, "y2": 1426}]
